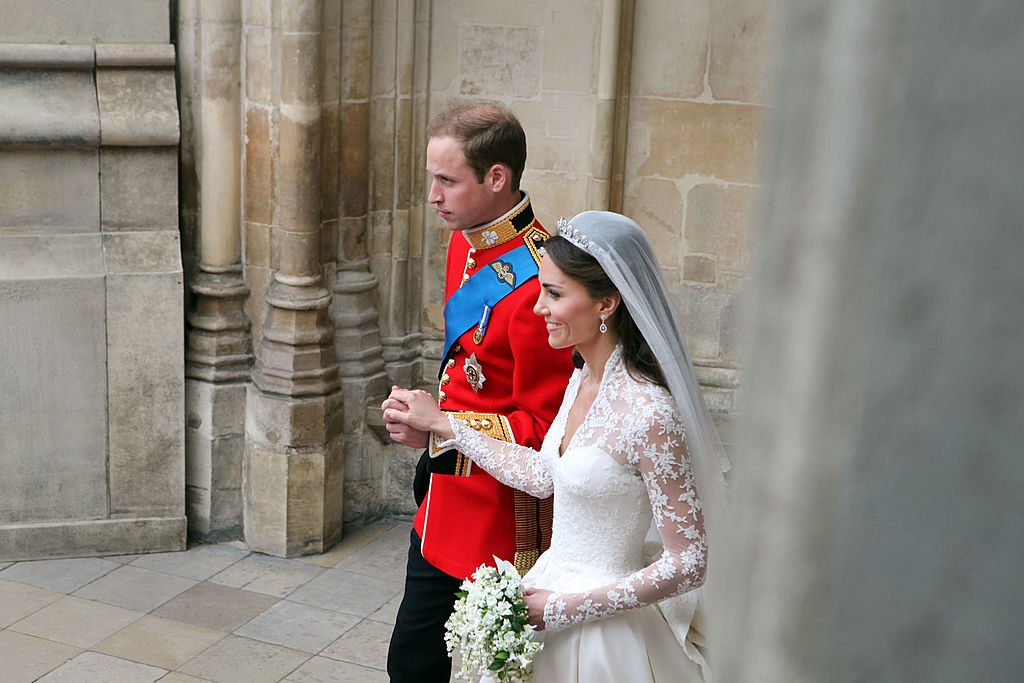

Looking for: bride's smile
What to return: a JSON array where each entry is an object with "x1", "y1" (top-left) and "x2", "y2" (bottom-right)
[{"x1": 534, "y1": 256, "x2": 613, "y2": 351}]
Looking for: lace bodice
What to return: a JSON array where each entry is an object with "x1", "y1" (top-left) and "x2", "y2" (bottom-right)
[{"x1": 441, "y1": 345, "x2": 706, "y2": 631}]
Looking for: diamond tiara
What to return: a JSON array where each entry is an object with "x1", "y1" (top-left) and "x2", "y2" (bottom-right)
[{"x1": 556, "y1": 217, "x2": 590, "y2": 251}]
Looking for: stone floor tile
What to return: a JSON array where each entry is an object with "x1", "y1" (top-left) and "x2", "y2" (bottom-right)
[
  {"x1": 320, "y1": 617, "x2": 391, "y2": 670},
  {"x1": 177, "y1": 635, "x2": 310, "y2": 683},
  {"x1": 9, "y1": 595, "x2": 142, "y2": 648},
  {"x1": 152, "y1": 582, "x2": 278, "y2": 632},
  {"x1": 129, "y1": 543, "x2": 250, "y2": 580},
  {"x1": 106, "y1": 553, "x2": 143, "y2": 564},
  {"x1": 35, "y1": 651, "x2": 167, "y2": 682},
  {"x1": 288, "y1": 568, "x2": 403, "y2": 618},
  {"x1": 0, "y1": 630, "x2": 80, "y2": 683},
  {"x1": 333, "y1": 535, "x2": 409, "y2": 582},
  {"x1": 208, "y1": 553, "x2": 324, "y2": 598},
  {"x1": 376, "y1": 521, "x2": 414, "y2": 545},
  {"x1": 282, "y1": 655, "x2": 388, "y2": 682},
  {"x1": 0, "y1": 557, "x2": 120, "y2": 593},
  {"x1": 295, "y1": 520, "x2": 400, "y2": 568},
  {"x1": 158, "y1": 674, "x2": 215, "y2": 682},
  {"x1": 0, "y1": 578, "x2": 63, "y2": 627},
  {"x1": 92, "y1": 614, "x2": 225, "y2": 669},
  {"x1": 234, "y1": 599, "x2": 360, "y2": 653},
  {"x1": 369, "y1": 592, "x2": 402, "y2": 625},
  {"x1": 0, "y1": 561, "x2": 11, "y2": 570},
  {"x1": 73, "y1": 565, "x2": 196, "y2": 612}
]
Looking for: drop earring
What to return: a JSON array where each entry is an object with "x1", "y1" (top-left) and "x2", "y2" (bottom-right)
[{"x1": 599, "y1": 314, "x2": 608, "y2": 334}]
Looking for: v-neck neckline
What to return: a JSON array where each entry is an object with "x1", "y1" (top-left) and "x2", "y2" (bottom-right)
[{"x1": 555, "y1": 346, "x2": 622, "y2": 457}]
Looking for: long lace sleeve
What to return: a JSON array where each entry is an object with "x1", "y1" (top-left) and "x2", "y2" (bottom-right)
[
  {"x1": 436, "y1": 416, "x2": 554, "y2": 498},
  {"x1": 542, "y1": 395, "x2": 707, "y2": 631}
]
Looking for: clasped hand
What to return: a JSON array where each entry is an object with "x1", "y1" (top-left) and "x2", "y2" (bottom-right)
[{"x1": 381, "y1": 386, "x2": 454, "y2": 446}]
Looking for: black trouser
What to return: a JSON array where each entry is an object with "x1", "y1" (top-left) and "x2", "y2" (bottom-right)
[{"x1": 387, "y1": 529, "x2": 463, "y2": 683}]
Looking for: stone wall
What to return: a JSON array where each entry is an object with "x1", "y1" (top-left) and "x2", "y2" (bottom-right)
[{"x1": 0, "y1": 0, "x2": 186, "y2": 560}]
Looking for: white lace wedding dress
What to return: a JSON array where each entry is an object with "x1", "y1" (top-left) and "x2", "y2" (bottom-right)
[{"x1": 441, "y1": 346, "x2": 711, "y2": 682}]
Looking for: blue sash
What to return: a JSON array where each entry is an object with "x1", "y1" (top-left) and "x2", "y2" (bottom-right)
[{"x1": 441, "y1": 244, "x2": 539, "y2": 371}]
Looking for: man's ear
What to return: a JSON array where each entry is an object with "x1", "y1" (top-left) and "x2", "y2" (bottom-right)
[{"x1": 486, "y1": 163, "x2": 510, "y2": 194}]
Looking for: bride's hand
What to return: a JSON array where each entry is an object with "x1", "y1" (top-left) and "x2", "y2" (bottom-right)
[
  {"x1": 381, "y1": 392, "x2": 429, "y2": 448},
  {"x1": 523, "y1": 587, "x2": 553, "y2": 631},
  {"x1": 383, "y1": 387, "x2": 454, "y2": 441}
]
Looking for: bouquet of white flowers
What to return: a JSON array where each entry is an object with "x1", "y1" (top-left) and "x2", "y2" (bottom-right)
[{"x1": 444, "y1": 556, "x2": 544, "y2": 682}]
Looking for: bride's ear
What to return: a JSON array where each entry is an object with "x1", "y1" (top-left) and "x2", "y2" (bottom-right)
[{"x1": 598, "y1": 292, "x2": 621, "y2": 318}]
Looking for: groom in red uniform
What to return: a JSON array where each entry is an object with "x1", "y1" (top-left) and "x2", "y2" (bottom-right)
[{"x1": 384, "y1": 103, "x2": 573, "y2": 682}]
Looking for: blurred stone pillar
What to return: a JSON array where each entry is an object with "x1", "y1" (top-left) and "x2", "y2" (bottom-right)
[
  {"x1": 243, "y1": 0, "x2": 344, "y2": 557},
  {"x1": 180, "y1": 0, "x2": 253, "y2": 542},
  {"x1": 716, "y1": 1, "x2": 1024, "y2": 680}
]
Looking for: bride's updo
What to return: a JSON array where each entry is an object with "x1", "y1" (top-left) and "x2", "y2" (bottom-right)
[{"x1": 543, "y1": 235, "x2": 667, "y2": 388}]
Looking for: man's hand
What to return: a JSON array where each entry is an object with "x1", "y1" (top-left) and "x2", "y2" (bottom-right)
[
  {"x1": 382, "y1": 389, "x2": 430, "y2": 448},
  {"x1": 383, "y1": 387, "x2": 454, "y2": 441}
]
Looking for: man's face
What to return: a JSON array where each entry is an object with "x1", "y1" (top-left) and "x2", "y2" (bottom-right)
[{"x1": 425, "y1": 135, "x2": 501, "y2": 232}]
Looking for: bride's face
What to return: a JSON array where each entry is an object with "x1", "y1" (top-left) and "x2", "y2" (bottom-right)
[{"x1": 534, "y1": 256, "x2": 605, "y2": 350}]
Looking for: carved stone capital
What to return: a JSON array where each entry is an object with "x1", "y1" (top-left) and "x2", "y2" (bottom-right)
[
  {"x1": 185, "y1": 266, "x2": 253, "y2": 383},
  {"x1": 252, "y1": 276, "x2": 341, "y2": 397}
]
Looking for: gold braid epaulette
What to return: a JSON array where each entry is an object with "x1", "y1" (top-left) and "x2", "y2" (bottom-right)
[{"x1": 521, "y1": 225, "x2": 549, "y2": 266}]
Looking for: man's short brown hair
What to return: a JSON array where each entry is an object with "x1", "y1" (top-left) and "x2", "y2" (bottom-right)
[{"x1": 427, "y1": 103, "x2": 527, "y2": 192}]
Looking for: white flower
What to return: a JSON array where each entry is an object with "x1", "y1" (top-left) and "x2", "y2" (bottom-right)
[
  {"x1": 445, "y1": 559, "x2": 543, "y2": 682},
  {"x1": 482, "y1": 229, "x2": 499, "y2": 246},
  {"x1": 493, "y1": 555, "x2": 519, "y2": 577}
]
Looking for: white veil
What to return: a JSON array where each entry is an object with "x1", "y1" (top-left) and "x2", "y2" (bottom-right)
[{"x1": 557, "y1": 211, "x2": 728, "y2": 679}]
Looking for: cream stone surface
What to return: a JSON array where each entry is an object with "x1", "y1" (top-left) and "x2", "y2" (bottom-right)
[
  {"x1": 0, "y1": 68, "x2": 99, "y2": 147},
  {"x1": 0, "y1": 0, "x2": 169, "y2": 44},
  {"x1": 97, "y1": 67, "x2": 180, "y2": 147},
  {"x1": 685, "y1": 182, "x2": 756, "y2": 273},
  {"x1": 630, "y1": 176, "x2": 685, "y2": 246},
  {"x1": 100, "y1": 148, "x2": 179, "y2": 231},
  {"x1": 631, "y1": 0, "x2": 710, "y2": 99},
  {"x1": 105, "y1": 272, "x2": 185, "y2": 517},
  {"x1": 542, "y1": 5, "x2": 599, "y2": 93},
  {"x1": 458, "y1": 25, "x2": 542, "y2": 98},
  {"x1": 0, "y1": 277, "x2": 109, "y2": 524},
  {"x1": 630, "y1": 99, "x2": 764, "y2": 183},
  {"x1": 0, "y1": 150, "x2": 99, "y2": 232},
  {"x1": 710, "y1": 0, "x2": 777, "y2": 103}
]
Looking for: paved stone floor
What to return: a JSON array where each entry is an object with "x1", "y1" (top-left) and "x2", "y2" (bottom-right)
[{"x1": 0, "y1": 518, "x2": 468, "y2": 682}]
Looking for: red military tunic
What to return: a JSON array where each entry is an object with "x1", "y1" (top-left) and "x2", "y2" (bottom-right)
[{"x1": 413, "y1": 193, "x2": 575, "y2": 580}]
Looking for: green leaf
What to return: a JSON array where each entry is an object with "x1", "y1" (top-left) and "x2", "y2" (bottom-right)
[{"x1": 454, "y1": 591, "x2": 467, "y2": 598}]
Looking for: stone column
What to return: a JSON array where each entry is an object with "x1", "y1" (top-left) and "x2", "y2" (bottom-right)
[
  {"x1": 180, "y1": 0, "x2": 253, "y2": 542},
  {"x1": 322, "y1": 0, "x2": 391, "y2": 529},
  {"x1": 589, "y1": 0, "x2": 633, "y2": 211},
  {"x1": 371, "y1": 0, "x2": 428, "y2": 391},
  {"x1": 243, "y1": 0, "x2": 345, "y2": 557},
  {"x1": 716, "y1": 1, "x2": 1024, "y2": 680}
]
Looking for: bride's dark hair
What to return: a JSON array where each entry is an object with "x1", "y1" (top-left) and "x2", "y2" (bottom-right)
[{"x1": 543, "y1": 235, "x2": 667, "y2": 388}]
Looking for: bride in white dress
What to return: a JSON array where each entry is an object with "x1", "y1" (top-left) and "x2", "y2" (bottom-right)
[{"x1": 385, "y1": 211, "x2": 726, "y2": 682}]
